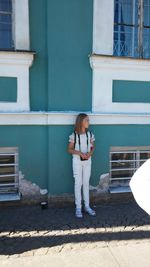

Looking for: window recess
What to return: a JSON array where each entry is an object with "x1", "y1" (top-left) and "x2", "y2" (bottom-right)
[
  {"x1": 0, "y1": 147, "x2": 21, "y2": 201},
  {"x1": 109, "y1": 146, "x2": 150, "y2": 193}
]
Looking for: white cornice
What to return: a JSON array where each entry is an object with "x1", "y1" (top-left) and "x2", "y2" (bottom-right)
[
  {"x1": 90, "y1": 54, "x2": 150, "y2": 71},
  {"x1": 0, "y1": 51, "x2": 34, "y2": 67},
  {"x1": 0, "y1": 112, "x2": 150, "y2": 125}
]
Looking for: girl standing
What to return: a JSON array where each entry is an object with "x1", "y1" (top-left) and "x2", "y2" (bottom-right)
[{"x1": 68, "y1": 113, "x2": 96, "y2": 218}]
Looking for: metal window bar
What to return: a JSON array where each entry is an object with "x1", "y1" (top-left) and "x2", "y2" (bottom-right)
[
  {"x1": 0, "y1": 183, "x2": 18, "y2": 187},
  {"x1": 111, "y1": 159, "x2": 147, "y2": 162},
  {"x1": 0, "y1": 153, "x2": 16, "y2": 156},
  {"x1": 111, "y1": 167, "x2": 138, "y2": 171},
  {"x1": 0, "y1": 163, "x2": 18, "y2": 166},
  {"x1": 109, "y1": 149, "x2": 150, "y2": 188},
  {"x1": 138, "y1": 0, "x2": 144, "y2": 57},
  {"x1": 0, "y1": 173, "x2": 16, "y2": 177},
  {"x1": 0, "y1": 11, "x2": 12, "y2": 15},
  {"x1": 110, "y1": 177, "x2": 132, "y2": 181},
  {"x1": 14, "y1": 152, "x2": 19, "y2": 188},
  {"x1": 110, "y1": 150, "x2": 150, "y2": 153}
]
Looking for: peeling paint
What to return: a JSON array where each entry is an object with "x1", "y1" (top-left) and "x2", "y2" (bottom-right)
[
  {"x1": 90, "y1": 173, "x2": 109, "y2": 193},
  {"x1": 19, "y1": 171, "x2": 48, "y2": 201}
]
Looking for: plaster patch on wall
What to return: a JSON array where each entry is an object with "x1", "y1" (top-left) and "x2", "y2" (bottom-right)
[
  {"x1": 90, "y1": 173, "x2": 110, "y2": 193},
  {"x1": 19, "y1": 171, "x2": 48, "y2": 202}
]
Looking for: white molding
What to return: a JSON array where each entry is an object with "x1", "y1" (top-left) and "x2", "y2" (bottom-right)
[
  {"x1": 13, "y1": 0, "x2": 30, "y2": 50},
  {"x1": 90, "y1": 55, "x2": 150, "y2": 71},
  {"x1": 0, "y1": 52, "x2": 34, "y2": 66},
  {"x1": 0, "y1": 52, "x2": 34, "y2": 112},
  {"x1": 90, "y1": 55, "x2": 150, "y2": 113},
  {"x1": 93, "y1": 0, "x2": 114, "y2": 55},
  {"x1": 0, "y1": 112, "x2": 150, "y2": 125}
]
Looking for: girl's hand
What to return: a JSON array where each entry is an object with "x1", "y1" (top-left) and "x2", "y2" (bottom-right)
[
  {"x1": 80, "y1": 152, "x2": 87, "y2": 159},
  {"x1": 85, "y1": 152, "x2": 92, "y2": 159}
]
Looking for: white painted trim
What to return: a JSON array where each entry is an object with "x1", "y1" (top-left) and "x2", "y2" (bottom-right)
[
  {"x1": 93, "y1": 0, "x2": 114, "y2": 55},
  {"x1": 90, "y1": 55, "x2": 150, "y2": 113},
  {"x1": 13, "y1": 0, "x2": 30, "y2": 50},
  {"x1": 0, "y1": 52, "x2": 34, "y2": 66},
  {"x1": 0, "y1": 112, "x2": 150, "y2": 125},
  {"x1": 0, "y1": 52, "x2": 34, "y2": 112}
]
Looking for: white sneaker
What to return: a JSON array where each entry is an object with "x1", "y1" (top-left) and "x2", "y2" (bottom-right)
[
  {"x1": 75, "y1": 208, "x2": 83, "y2": 218},
  {"x1": 85, "y1": 207, "x2": 96, "y2": 216}
]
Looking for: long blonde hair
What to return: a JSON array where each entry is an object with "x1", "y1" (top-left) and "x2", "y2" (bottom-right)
[{"x1": 74, "y1": 113, "x2": 88, "y2": 134}]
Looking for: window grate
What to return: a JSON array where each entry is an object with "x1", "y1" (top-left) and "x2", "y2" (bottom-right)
[
  {"x1": 109, "y1": 147, "x2": 150, "y2": 192},
  {"x1": 0, "y1": 147, "x2": 19, "y2": 194}
]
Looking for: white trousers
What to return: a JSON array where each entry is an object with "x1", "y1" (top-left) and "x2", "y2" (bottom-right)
[{"x1": 73, "y1": 158, "x2": 91, "y2": 209}]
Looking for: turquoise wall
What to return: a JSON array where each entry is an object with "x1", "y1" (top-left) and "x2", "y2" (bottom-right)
[
  {"x1": 29, "y1": 0, "x2": 93, "y2": 111},
  {"x1": 47, "y1": 0, "x2": 93, "y2": 111},
  {"x1": 1, "y1": 124, "x2": 150, "y2": 194},
  {"x1": 0, "y1": 77, "x2": 17, "y2": 102},
  {"x1": 29, "y1": 0, "x2": 48, "y2": 111},
  {"x1": 113, "y1": 80, "x2": 150, "y2": 103},
  {"x1": 48, "y1": 126, "x2": 73, "y2": 194},
  {"x1": 0, "y1": 126, "x2": 48, "y2": 189}
]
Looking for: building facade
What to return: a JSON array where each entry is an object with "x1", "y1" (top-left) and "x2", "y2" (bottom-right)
[{"x1": 1, "y1": 0, "x2": 150, "y2": 202}]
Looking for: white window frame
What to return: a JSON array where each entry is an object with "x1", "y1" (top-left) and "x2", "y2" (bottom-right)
[
  {"x1": 93, "y1": 0, "x2": 114, "y2": 55},
  {"x1": 0, "y1": 51, "x2": 34, "y2": 112},
  {"x1": 12, "y1": 0, "x2": 30, "y2": 50}
]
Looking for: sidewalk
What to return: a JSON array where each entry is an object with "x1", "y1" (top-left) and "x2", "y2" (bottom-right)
[
  {"x1": 0, "y1": 201, "x2": 150, "y2": 266},
  {"x1": 1, "y1": 243, "x2": 150, "y2": 267}
]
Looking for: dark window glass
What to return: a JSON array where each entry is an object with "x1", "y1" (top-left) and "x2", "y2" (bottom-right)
[
  {"x1": 114, "y1": 0, "x2": 150, "y2": 58},
  {"x1": 0, "y1": 0, "x2": 13, "y2": 49},
  {"x1": 0, "y1": 155, "x2": 14, "y2": 164}
]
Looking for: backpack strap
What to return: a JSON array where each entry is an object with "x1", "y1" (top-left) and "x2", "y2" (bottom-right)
[{"x1": 74, "y1": 131, "x2": 77, "y2": 149}]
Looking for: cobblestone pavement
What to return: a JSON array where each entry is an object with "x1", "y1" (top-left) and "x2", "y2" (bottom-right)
[{"x1": 0, "y1": 201, "x2": 150, "y2": 258}]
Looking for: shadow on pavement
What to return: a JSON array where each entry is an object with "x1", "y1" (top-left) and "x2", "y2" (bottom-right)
[{"x1": 0, "y1": 202, "x2": 150, "y2": 255}]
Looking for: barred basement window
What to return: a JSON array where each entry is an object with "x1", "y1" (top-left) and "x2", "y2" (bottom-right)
[
  {"x1": 0, "y1": 0, "x2": 13, "y2": 49},
  {"x1": 114, "y1": 0, "x2": 150, "y2": 58},
  {"x1": 0, "y1": 147, "x2": 19, "y2": 194},
  {"x1": 109, "y1": 146, "x2": 150, "y2": 192}
]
